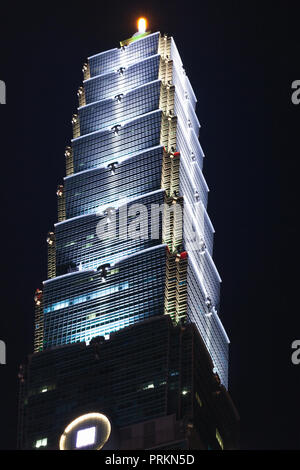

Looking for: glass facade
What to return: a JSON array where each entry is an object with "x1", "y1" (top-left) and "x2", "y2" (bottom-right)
[
  {"x1": 35, "y1": 31, "x2": 231, "y2": 391},
  {"x1": 43, "y1": 245, "x2": 167, "y2": 347},
  {"x1": 64, "y1": 145, "x2": 164, "y2": 218},
  {"x1": 88, "y1": 32, "x2": 160, "y2": 77},
  {"x1": 18, "y1": 316, "x2": 239, "y2": 450},
  {"x1": 17, "y1": 28, "x2": 240, "y2": 451},
  {"x1": 72, "y1": 110, "x2": 163, "y2": 172},
  {"x1": 79, "y1": 80, "x2": 162, "y2": 136},
  {"x1": 84, "y1": 55, "x2": 161, "y2": 104},
  {"x1": 55, "y1": 191, "x2": 165, "y2": 274}
]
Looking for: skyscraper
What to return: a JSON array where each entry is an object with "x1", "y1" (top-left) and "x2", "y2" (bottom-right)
[{"x1": 18, "y1": 22, "x2": 239, "y2": 450}]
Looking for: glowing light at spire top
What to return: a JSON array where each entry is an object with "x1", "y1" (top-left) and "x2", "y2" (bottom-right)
[{"x1": 137, "y1": 18, "x2": 147, "y2": 34}]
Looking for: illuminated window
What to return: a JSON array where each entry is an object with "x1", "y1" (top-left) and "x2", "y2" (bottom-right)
[
  {"x1": 44, "y1": 282, "x2": 129, "y2": 313},
  {"x1": 35, "y1": 438, "x2": 47, "y2": 448},
  {"x1": 216, "y1": 428, "x2": 224, "y2": 450},
  {"x1": 142, "y1": 383, "x2": 154, "y2": 390},
  {"x1": 170, "y1": 371, "x2": 179, "y2": 376},
  {"x1": 39, "y1": 384, "x2": 55, "y2": 394},
  {"x1": 109, "y1": 268, "x2": 119, "y2": 275},
  {"x1": 76, "y1": 427, "x2": 96, "y2": 448},
  {"x1": 87, "y1": 313, "x2": 96, "y2": 320},
  {"x1": 195, "y1": 392, "x2": 203, "y2": 407}
]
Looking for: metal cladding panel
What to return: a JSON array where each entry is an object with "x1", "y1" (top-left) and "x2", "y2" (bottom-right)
[
  {"x1": 182, "y1": 201, "x2": 214, "y2": 256},
  {"x1": 84, "y1": 54, "x2": 161, "y2": 105},
  {"x1": 179, "y1": 157, "x2": 208, "y2": 210},
  {"x1": 88, "y1": 32, "x2": 160, "y2": 77},
  {"x1": 72, "y1": 110, "x2": 163, "y2": 172},
  {"x1": 184, "y1": 241, "x2": 221, "y2": 310},
  {"x1": 174, "y1": 93, "x2": 200, "y2": 137},
  {"x1": 65, "y1": 146, "x2": 164, "y2": 219},
  {"x1": 43, "y1": 245, "x2": 167, "y2": 348},
  {"x1": 170, "y1": 38, "x2": 197, "y2": 110},
  {"x1": 186, "y1": 259, "x2": 229, "y2": 388},
  {"x1": 79, "y1": 80, "x2": 161, "y2": 136},
  {"x1": 176, "y1": 119, "x2": 204, "y2": 170},
  {"x1": 55, "y1": 190, "x2": 165, "y2": 274}
]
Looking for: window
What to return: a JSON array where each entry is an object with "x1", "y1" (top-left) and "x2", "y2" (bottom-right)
[
  {"x1": 87, "y1": 313, "x2": 96, "y2": 320},
  {"x1": 142, "y1": 383, "x2": 154, "y2": 390},
  {"x1": 35, "y1": 438, "x2": 47, "y2": 448},
  {"x1": 39, "y1": 384, "x2": 55, "y2": 394},
  {"x1": 76, "y1": 427, "x2": 96, "y2": 448},
  {"x1": 216, "y1": 428, "x2": 224, "y2": 450},
  {"x1": 195, "y1": 392, "x2": 202, "y2": 407}
]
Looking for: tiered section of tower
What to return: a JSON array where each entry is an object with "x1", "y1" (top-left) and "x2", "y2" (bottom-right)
[{"x1": 34, "y1": 32, "x2": 229, "y2": 388}]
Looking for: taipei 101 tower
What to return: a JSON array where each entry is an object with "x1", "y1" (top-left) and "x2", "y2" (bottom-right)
[{"x1": 18, "y1": 19, "x2": 239, "y2": 450}]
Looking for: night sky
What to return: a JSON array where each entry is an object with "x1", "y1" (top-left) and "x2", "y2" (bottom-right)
[{"x1": 0, "y1": 1, "x2": 299, "y2": 450}]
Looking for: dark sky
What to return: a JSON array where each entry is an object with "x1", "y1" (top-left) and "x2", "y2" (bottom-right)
[{"x1": 0, "y1": 0, "x2": 299, "y2": 450}]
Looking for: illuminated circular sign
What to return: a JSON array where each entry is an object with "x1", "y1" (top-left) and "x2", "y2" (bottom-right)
[{"x1": 59, "y1": 412, "x2": 111, "y2": 450}]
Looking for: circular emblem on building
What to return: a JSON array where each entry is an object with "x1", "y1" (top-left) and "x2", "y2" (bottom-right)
[{"x1": 59, "y1": 412, "x2": 111, "y2": 450}]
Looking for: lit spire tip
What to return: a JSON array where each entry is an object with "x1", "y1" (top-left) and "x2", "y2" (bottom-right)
[{"x1": 137, "y1": 17, "x2": 147, "y2": 34}]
